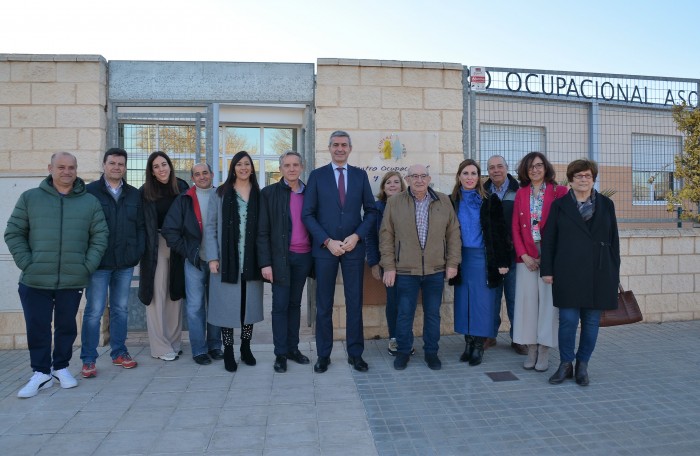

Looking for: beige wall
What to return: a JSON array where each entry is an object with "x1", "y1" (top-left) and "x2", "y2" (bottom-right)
[
  {"x1": 316, "y1": 58, "x2": 464, "y2": 194},
  {"x1": 0, "y1": 54, "x2": 108, "y2": 348}
]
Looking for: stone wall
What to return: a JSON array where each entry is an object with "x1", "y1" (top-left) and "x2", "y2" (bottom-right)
[{"x1": 0, "y1": 54, "x2": 108, "y2": 348}]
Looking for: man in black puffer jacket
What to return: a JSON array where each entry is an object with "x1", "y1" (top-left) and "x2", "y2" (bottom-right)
[{"x1": 80, "y1": 148, "x2": 145, "y2": 379}]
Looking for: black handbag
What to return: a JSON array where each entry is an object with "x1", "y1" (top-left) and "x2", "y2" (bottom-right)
[{"x1": 600, "y1": 284, "x2": 643, "y2": 327}]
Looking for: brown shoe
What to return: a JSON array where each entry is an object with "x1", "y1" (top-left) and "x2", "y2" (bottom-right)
[
  {"x1": 510, "y1": 342, "x2": 528, "y2": 355},
  {"x1": 484, "y1": 338, "x2": 497, "y2": 350}
]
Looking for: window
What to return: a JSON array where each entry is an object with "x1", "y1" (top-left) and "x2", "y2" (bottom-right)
[
  {"x1": 119, "y1": 123, "x2": 203, "y2": 188},
  {"x1": 221, "y1": 126, "x2": 298, "y2": 186},
  {"x1": 632, "y1": 134, "x2": 680, "y2": 204},
  {"x1": 479, "y1": 124, "x2": 546, "y2": 173}
]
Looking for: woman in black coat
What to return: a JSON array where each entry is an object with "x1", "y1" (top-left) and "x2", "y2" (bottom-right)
[
  {"x1": 540, "y1": 159, "x2": 620, "y2": 386},
  {"x1": 139, "y1": 151, "x2": 189, "y2": 361}
]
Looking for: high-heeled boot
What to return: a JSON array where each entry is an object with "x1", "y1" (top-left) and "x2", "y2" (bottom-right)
[
  {"x1": 523, "y1": 344, "x2": 538, "y2": 370},
  {"x1": 224, "y1": 345, "x2": 237, "y2": 372},
  {"x1": 548, "y1": 362, "x2": 573, "y2": 384},
  {"x1": 575, "y1": 360, "x2": 589, "y2": 386},
  {"x1": 469, "y1": 337, "x2": 485, "y2": 366},
  {"x1": 459, "y1": 335, "x2": 475, "y2": 362},
  {"x1": 534, "y1": 345, "x2": 549, "y2": 372},
  {"x1": 240, "y1": 339, "x2": 257, "y2": 366}
]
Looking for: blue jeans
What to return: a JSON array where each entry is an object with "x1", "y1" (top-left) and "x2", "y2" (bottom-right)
[
  {"x1": 385, "y1": 283, "x2": 400, "y2": 339},
  {"x1": 184, "y1": 261, "x2": 222, "y2": 356},
  {"x1": 395, "y1": 272, "x2": 445, "y2": 355},
  {"x1": 81, "y1": 268, "x2": 133, "y2": 363},
  {"x1": 271, "y1": 252, "x2": 312, "y2": 355},
  {"x1": 493, "y1": 260, "x2": 516, "y2": 338},
  {"x1": 558, "y1": 307, "x2": 602, "y2": 363},
  {"x1": 21, "y1": 284, "x2": 82, "y2": 374}
]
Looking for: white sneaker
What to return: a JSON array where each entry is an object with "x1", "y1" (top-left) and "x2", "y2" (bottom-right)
[
  {"x1": 17, "y1": 372, "x2": 53, "y2": 398},
  {"x1": 387, "y1": 338, "x2": 398, "y2": 356},
  {"x1": 152, "y1": 352, "x2": 178, "y2": 361},
  {"x1": 52, "y1": 368, "x2": 78, "y2": 389}
]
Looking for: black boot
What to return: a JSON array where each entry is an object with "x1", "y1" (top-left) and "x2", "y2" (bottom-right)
[
  {"x1": 224, "y1": 345, "x2": 237, "y2": 372},
  {"x1": 469, "y1": 337, "x2": 485, "y2": 366},
  {"x1": 460, "y1": 335, "x2": 475, "y2": 362},
  {"x1": 575, "y1": 360, "x2": 589, "y2": 386},
  {"x1": 240, "y1": 339, "x2": 257, "y2": 366},
  {"x1": 548, "y1": 362, "x2": 573, "y2": 384}
]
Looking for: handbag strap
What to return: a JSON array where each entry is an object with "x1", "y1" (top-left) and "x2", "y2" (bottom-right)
[{"x1": 618, "y1": 283, "x2": 624, "y2": 293}]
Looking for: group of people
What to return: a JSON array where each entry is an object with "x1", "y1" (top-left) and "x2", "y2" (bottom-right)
[
  {"x1": 369, "y1": 151, "x2": 620, "y2": 387},
  {"x1": 5, "y1": 130, "x2": 620, "y2": 399}
]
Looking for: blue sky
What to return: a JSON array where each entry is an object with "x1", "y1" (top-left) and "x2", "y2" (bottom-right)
[{"x1": 3, "y1": 0, "x2": 698, "y2": 79}]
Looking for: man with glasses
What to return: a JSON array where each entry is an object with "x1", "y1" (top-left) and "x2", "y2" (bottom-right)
[
  {"x1": 302, "y1": 131, "x2": 376, "y2": 373},
  {"x1": 380, "y1": 164, "x2": 461, "y2": 371}
]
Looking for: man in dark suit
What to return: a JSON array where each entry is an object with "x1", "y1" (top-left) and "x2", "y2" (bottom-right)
[{"x1": 302, "y1": 131, "x2": 376, "y2": 373}]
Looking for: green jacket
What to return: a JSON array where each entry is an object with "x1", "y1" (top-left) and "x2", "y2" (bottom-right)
[{"x1": 4, "y1": 176, "x2": 109, "y2": 289}]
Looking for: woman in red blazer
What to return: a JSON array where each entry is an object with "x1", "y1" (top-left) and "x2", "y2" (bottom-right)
[{"x1": 511, "y1": 152, "x2": 567, "y2": 372}]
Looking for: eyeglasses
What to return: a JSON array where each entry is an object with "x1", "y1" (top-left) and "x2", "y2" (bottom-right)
[
  {"x1": 408, "y1": 174, "x2": 429, "y2": 180},
  {"x1": 529, "y1": 162, "x2": 544, "y2": 171},
  {"x1": 573, "y1": 173, "x2": 594, "y2": 181}
]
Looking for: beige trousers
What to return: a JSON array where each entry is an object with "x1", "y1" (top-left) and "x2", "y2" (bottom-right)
[
  {"x1": 512, "y1": 263, "x2": 558, "y2": 348},
  {"x1": 146, "y1": 235, "x2": 183, "y2": 357}
]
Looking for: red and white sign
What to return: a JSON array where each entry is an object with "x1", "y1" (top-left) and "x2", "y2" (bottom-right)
[{"x1": 470, "y1": 66, "x2": 487, "y2": 91}]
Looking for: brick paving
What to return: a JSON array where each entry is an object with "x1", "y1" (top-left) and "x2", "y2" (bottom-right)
[{"x1": 1, "y1": 312, "x2": 699, "y2": 455}]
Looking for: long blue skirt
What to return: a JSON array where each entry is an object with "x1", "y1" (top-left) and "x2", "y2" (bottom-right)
[{"x1": 454, "y1": 247, "x2": 496, "y2": 338}]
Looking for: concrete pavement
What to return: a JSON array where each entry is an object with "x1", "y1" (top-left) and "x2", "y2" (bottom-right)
[{"x1": 1, "y1": 316, "x2": 700, "y2": 455}]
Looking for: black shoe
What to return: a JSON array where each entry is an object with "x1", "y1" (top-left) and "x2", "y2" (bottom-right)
[
  {"x1": 177, "y1": 350, "x2": 183, "y2": 356},
  {"x1": 469, "y1": 337, "x2": 485, "y2": 366},
  {"x1": 223, "y1": 345, "x2": 237, "y2": 372},
  {"x1": 314, "y1": 356, "x2": 331, "y2": 373},
  {"x1": 511, "y1": 342, "x2": 529, "y2": 356},
  {"x1": 394, "y1": 353, "x2": 409, "y2": 370},
  {"x1": 208, "y1": 349, "x2": 224, "y2": 360},
  {"x1": 240, "y1": 340, "x2": 256, "y2": 366},
  {"x1": 286, "y1": 349, "x2": 310, "y2": 365},
  {"x1": 548, "y1": 362, "x2": 573, "y2": 385},
  {"x1": 273, "y1": 355, "x2": 287, "y2": 373},
  {"x1": 425, "y1": 353, "x2": 442, "y2": 370},
  {"x1": 347, "y1": 356, "x2": 369, "y2": 372},
  {"x1": 575, "y1": 360, "x2": 589, "y2": 386},
  {"x1": 460, "y1": 335, "x2": 474, "y2": 362},
  {"x1": 193, "y1": 354, "x2": 212, "y2": 365}
]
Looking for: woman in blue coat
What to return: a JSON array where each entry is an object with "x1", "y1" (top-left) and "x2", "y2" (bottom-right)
[{"x1": 451, "y1": 159, "x2": 511, "y2": 366}]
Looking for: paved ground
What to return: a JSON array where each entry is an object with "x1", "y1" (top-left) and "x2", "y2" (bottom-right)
[{"x1": 1, "y1": 312, "x2": 700, "y2": 455}]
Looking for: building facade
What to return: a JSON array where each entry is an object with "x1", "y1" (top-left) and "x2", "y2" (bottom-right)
[{"x1": 1, "y1": 54, "x2": 698, "y2": 348}]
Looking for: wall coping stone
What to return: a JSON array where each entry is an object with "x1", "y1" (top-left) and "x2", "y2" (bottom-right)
[
  {"x1": 318, "y1": 58, "x2": 462, "y2": 70},
  {"x1": 0, "y1": 54, "x2": 106, "y2": 64}
]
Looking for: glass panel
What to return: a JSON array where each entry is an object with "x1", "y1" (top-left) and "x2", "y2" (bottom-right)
[
  {"x1": 479, "y1": 124, "x2": 546, "y2": 173},
  {"x1": 222, "y1": 126, "x2": 260, "y2": 155},
  {"x1": 632, "y1": 134, "x2": 680, "y2": 203},
  {"x1": 264, "y1": 127, "x2": 297, "y2": 155},
  {"x1": 264, "y1": 159, "x2": 281, "y2": 186}
]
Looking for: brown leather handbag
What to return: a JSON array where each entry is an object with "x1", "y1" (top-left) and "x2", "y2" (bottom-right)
[{"x1": 600, "y1": 284, "x2": 643, "y2": 327}]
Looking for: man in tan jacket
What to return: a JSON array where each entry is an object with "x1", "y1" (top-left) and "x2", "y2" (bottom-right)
[{"x1": 379, "y1": 164, "x2": 461, "y2": 371}]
